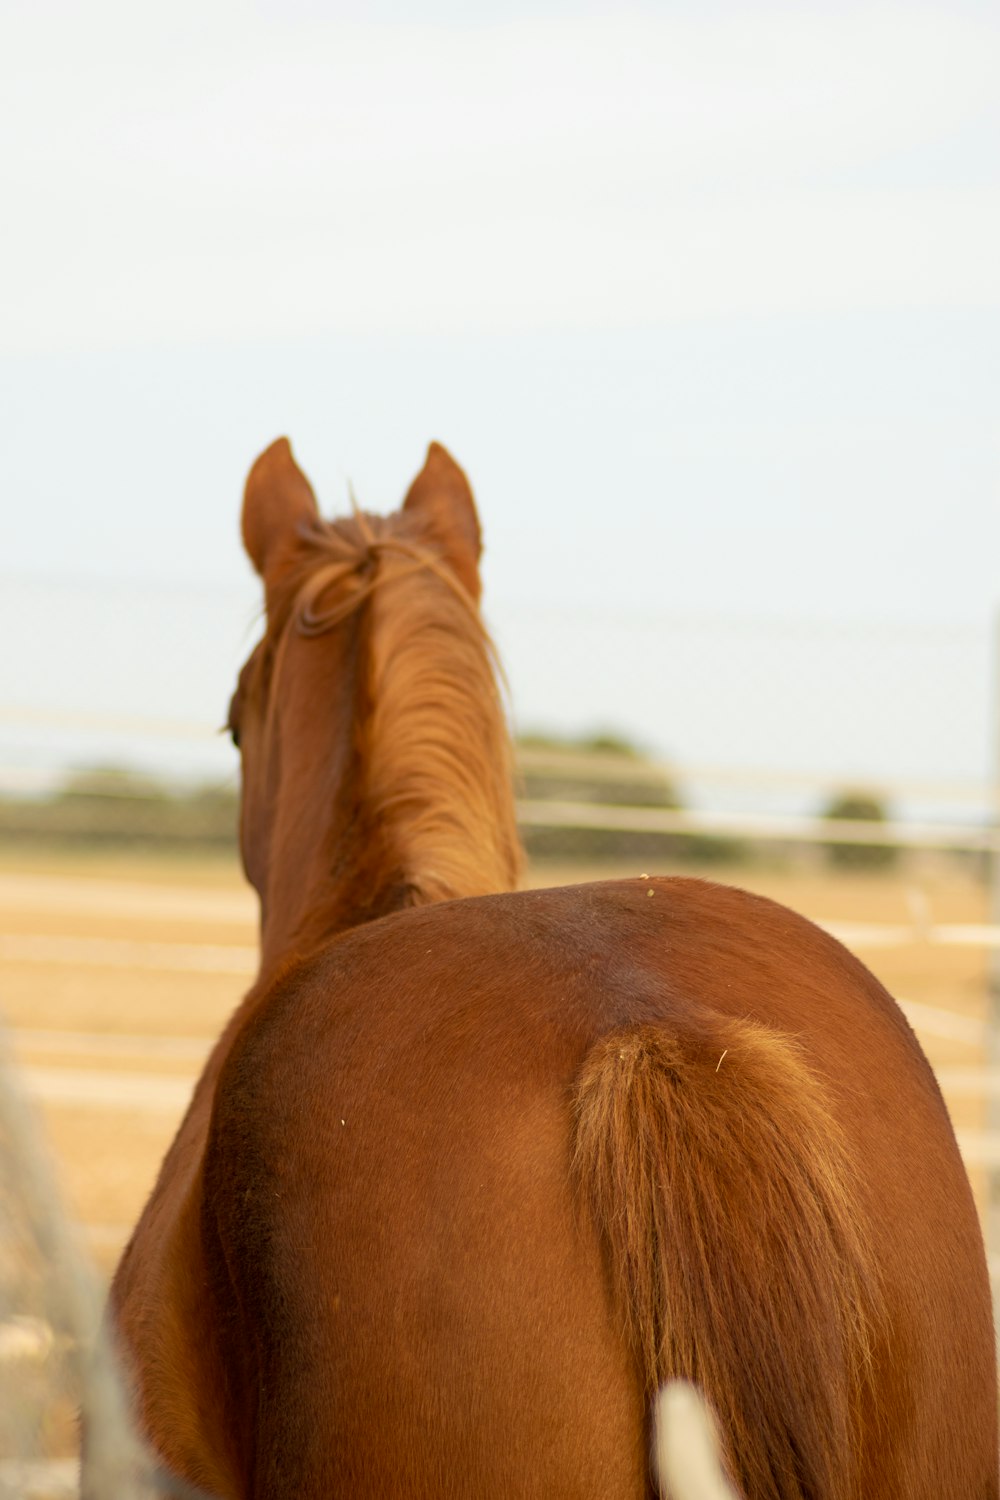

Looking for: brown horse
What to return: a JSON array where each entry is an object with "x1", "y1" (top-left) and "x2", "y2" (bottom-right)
[{"x1": 111, "y1": 438, "x2": 997, "y2": 1499}]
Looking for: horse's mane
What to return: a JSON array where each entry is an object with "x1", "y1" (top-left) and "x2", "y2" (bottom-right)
[{"x1": 266, "y1": 507, "x2": 523, "y2": 912}]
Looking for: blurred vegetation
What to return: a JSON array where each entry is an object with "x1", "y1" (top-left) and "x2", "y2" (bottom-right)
[
  {"x1": 820, "y1": 788, "x2": 898, "y2": 870},
  {"x1": 0, "y1": 737, "x2": 749, "y2": 867},
  {"x1": 518, "y1": 729, "x2": 640, "y2": 758},
  {"x1": 517, "y1": 730, "x2": 748, "y2": 866},
  {"x1": 0, "y1": 768, "x2": 240, "y2": 849},
  {"x1": 0, "y1": 755, "x2": 909, "y2": 877}
]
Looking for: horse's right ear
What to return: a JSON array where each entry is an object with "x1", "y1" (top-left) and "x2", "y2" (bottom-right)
[
  {"x1": 403, "y1": 442, "x2": 482, "y2": 601},
  {"x1": 242, "y1": 438, "x2": 320, "y2": 579}
]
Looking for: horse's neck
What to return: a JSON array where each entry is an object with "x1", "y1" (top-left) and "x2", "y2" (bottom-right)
[
  {"x1": 252, "y1": 578, "x2": 522, "y2": 973},
  {"x1": 256, "y1": 800, "x2": 515, "y2": 975},
  {"x1": 256, "y1": 846, "x2": 394, "y2": 975}
]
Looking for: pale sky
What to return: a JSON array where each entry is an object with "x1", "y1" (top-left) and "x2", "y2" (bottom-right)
[{"x1": 2, "y1": 1, "x2": 999, "y2": 798}]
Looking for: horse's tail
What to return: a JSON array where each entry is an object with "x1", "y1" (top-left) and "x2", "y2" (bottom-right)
[{"x1": 573, "y1": 1018, "x2": 882, "y2": 1500}]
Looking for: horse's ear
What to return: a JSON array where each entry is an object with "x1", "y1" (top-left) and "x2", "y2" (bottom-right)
[
  {"x1": 242, "y1": 438, "x2": 320, "y2": 579},
  {"x1": 402, "y1": 442, "x2": 482, "y2": 600}
]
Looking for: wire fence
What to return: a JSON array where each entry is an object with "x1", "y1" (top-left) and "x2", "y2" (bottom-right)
[
  {"x1": 0, "y1": 577, "x2": 995, "y2": 805},
  {"x1": 1, "y1": 720, "x2": 998, "y2": 853}
]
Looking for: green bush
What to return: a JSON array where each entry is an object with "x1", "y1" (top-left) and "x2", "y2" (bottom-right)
[
  {"x1": 0, "y1": 767, "x2": 239, "y2": 849},
  {"x1": 821, "y1": 789, "x2": 898, "y2": 870},
  {"x1": 517, "y1": 731, "x2": 746, "y2": 866}
]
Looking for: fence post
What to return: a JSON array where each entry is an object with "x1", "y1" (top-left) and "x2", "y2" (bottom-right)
[{"x1": 988, "y1": 611, "x2": 1000, "y2": 1311}]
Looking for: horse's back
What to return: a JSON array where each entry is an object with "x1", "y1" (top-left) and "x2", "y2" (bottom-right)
[{"x1": 202, "y1": 877, "x2": 997, "y2": 1498}]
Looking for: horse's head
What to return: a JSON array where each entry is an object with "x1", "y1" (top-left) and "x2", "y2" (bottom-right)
[{"x1": 229, "y1": 438, "x2": 522, "y2": 966}]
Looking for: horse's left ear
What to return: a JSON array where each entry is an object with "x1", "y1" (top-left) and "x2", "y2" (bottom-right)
[
  {"x1": 403, "y1": 442, "x2": 482, "y2": 601},
  {"x1": 243, "y1": 437, "x2": 320, "y2": 581}
]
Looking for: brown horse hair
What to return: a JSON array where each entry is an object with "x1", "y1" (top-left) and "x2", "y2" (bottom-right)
[
  {"x1": 574, "y1": 1017, "x2": 885, "y2": 1500},
  {"x1": 259, "y1": 506, "x2": 523, "y2": 907}
]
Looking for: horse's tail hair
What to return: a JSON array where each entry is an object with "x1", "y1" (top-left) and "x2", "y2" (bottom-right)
[{"x1": 573, "y1": 1017, "x2": 882, "y2": 1500}]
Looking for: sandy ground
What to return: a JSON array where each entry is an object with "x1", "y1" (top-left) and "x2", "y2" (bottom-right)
[{"x1": 0, "y1": 845, "x2": 994, "y2": 1281}]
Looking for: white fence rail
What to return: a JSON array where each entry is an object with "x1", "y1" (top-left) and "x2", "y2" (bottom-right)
[
  {"x1": 517, "y1": 797, "x2": 1000, "y2": 853},
  {"x1": 2, "y1": 719, "x2": 998, "y2": 854}
]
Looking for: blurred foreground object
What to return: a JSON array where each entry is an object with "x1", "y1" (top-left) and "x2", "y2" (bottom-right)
[
  {"x1": 655, "y1": 1382, "x2": 739, "y2": 1500},
  {"x1": 0, "y1": 1031, "x2": 168, "y2": 1499}
]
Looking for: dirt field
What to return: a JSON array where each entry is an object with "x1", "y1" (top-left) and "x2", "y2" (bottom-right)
[{"x1": 1, "y1": 844, "x2": 995, "y2": 1284}]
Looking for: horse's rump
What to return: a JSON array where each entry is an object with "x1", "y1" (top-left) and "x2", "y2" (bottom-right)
[{"x1": 193, "y1": 876, "x2": 996, "y2": 1497}]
